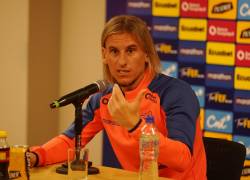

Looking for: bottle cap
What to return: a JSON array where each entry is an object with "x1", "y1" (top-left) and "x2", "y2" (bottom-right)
[
  {"x1": 145, "y1": 115, "x2": 154, "y2": 123},
  {"x1": 0, "y1": 131, "x2": 7, "y2": 138}
]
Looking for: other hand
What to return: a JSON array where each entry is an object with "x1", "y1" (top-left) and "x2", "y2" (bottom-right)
[{"x1": 27, "y1": 152, "x2": 38, "y2": 168}]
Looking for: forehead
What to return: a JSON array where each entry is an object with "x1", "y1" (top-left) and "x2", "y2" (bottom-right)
[{"x1": 105, "y1": 33, "x2": 142, "y2": 48}]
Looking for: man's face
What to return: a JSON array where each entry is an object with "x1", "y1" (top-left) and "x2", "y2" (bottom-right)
[{"x1": 102, "y1": 33, "x2": 148, "y2": 91}]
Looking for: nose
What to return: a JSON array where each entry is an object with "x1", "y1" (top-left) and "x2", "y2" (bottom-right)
[{"x1": 117, "y1": 52, "x2": 127, "y2": 66}]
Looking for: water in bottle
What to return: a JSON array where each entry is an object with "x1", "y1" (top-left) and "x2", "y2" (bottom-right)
[
  {"x1": 0, "y1": 131, "x2": 10, "y2": 180},
  {"x1": 139, "y1": 115, "x2": 159, "y2": 180}
]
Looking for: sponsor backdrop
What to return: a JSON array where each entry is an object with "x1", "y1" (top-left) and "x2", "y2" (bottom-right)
[{"x1": 105, "y1": 0, "x2": 250, "y2": 178}]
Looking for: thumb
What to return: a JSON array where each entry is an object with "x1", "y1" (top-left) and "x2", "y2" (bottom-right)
[{"x1": 135, "y1": 89, "x2": 146, "y2": 105}]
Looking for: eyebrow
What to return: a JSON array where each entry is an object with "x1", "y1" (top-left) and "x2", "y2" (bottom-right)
[
  {"x1": 108, "y1": 44, "x2": 138, "y2": 50},
  {"x1": 127, "y1": 45, "x2": 137, "y2": 49}
]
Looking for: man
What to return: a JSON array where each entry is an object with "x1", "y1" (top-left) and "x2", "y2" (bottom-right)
[{"x1": 30, "y1": 15, "x2": 207, "y2": 180}]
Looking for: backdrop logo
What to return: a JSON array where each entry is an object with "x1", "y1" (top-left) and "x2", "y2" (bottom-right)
[
  {"x1": 205, "y1": 88, "x2": 233, "y2": 110},
  {"x1": 155, "y1": 43, "x2": 177, "y2": 54},
  {"x1": 127, "y1": 0, "x2": 151, "y2": 15},
  {"x1": 153, "y1": 24, "x2": 177, "y2": 32},
  {"x1": 179, "y1": 63, "x2": 205, "y2": 85},
  {"x1": 208, "y1": 0, "x2": 237, "y2": 19},
  {"x1": 180, "y1": 48, "x2": 203, "y2": 56},
  {"x1": 207, "y1": 92, "x2": 232, "y2": 104},
  {"x1": 206, "y1": 42, "x2": 235, "y2": 66},
  {"x1": 127, "y1": 1, "x2": 150, "y2": 8},
  {"x1": 155, "y1": 40, "x2": 178, "y2": 60},
  {"x1": 236, "y1": 44, "x2": 250, "y2": 67},
  {"x1": 237, "y1": 21, "x2": 250, "y2": 43},
  {"x1": 152, "y1": 0, "x2": 180, "y2": 17},
  {"x1": 237, "y1": 50, "x2": 250, "y2": 60},
  {"x1": 234, "y1": 67, "x2": 250, "y2": 90},
  {"x1": 208, "y1": 20, "x2": 236, "y2": 42},
  {"x1": 238, "y1": 0, "x2": 250, "y2": 20},
  {"x1": 179, "y1": 18, "x2": 207, "y2": 41},
  {"x1": 236, "y1": 118, "x2": 250, "y2": 129},
  {"x1": 205, "y1": 109, "x2": 233, "y2": 133},
  {"x1": 234, "y1": 113, "x2": 250, "y2": 136},
  {"x1": 155, "y1": 43, "x2": 175, "y2": 54},
  {"x1": 234, "y1": 90, "x2": 250, "y2": 113},
  {"x1": 235, "y1": 97, "x2": 250, "y2": 106},
  {"x1": 212, "y1": 2, "x2": 233, "y2": 13},
  {"x1": 206, "y1": 73, "x2": 232, "y2": 81},
  {"x1": 233, "y1": 135, "x2": 250, "y2": 160},
  {"x1": 241, "y1": 28, "x2": 250, "y2": 38},
  {"x1": 180, "y1": 67, "x2": 204, "y2": 78},
  {"x1": 152, "y1": 17, "x2": 178, "y2": 39},
  {"x1": 178, "y1": 41, "x2": 206, "y2": 64},
  {"x1": 205, "y1": 65, "x2": 234, "y2": 88},
  {"x1": 155, "y1": 2, "x2": 177, "y2": 8},
  {"x1": 191, "y1": 85, "x2": 205, "y2": 107},
  {"x1": 161, "y1": 61, "x2": 178, "y2": 78},
  {"x1": 180, "y1": 0, "x2": 207, "y2": 17}
]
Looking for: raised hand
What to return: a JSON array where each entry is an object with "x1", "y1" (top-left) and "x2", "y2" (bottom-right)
[{"x1": 107, "y1": 84, "x2": 146, "y2": 130}]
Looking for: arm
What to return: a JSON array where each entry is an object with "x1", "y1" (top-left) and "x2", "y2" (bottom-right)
[
  {"x1": 30, "y1": 93, "x2": 104, "y2": 167},
  {"x1": 129, "y1": 78, "x2": 199, "y2": 172},
  {"x1": 157, "y1": 79, "x2": 200, "y2": 171},
  {"x1": 127, "y1": 119, "x2": 192, "y2": 172},
  {"x1": 157, "y1": 131, "x2": 192, "y2": 172},
  {"x1": 30, "y1": 134, "x2": 74, "y2": 167},
  {"x1": 107, "y1": 79, "x2": 199, "y2": 172}
]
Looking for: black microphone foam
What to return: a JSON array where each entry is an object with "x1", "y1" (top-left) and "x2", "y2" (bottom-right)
[{"x1": 50, "y1": 80, "x2": 109, "y2": 108}]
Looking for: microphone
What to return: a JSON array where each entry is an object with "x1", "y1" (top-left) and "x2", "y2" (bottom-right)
[{"x1": 50, "y1": 80, "x2": 109, "y2": 108}]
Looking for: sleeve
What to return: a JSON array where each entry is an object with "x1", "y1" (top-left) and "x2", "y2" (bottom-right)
[
  {"x1": 30, "y1": 134, "x2": 74, "y2": 166},
  {"x1": 157, "y1": 79, "x2": 200, "y2": 171},
  {"x1": 127, "y1": 115, "x2": 193, "y2": 172},
  {"x1": 128, "y1": 78, "x2": 200, "y2": 172},
  {"x1": 30, "y1": 93, "x2": 104, "y2": 166},
  {"x1": 162, "y1": 79, "x2": 200, "y2": 151}
]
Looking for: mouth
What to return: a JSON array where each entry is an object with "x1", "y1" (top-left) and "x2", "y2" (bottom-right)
[{"x1": 117, "y1": 69, "x2": 130, "y2": 75}]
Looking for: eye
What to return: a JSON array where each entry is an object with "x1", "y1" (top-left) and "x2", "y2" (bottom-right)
[
  {"x1": 127, "y1": 47, "x2": 136, "y2": 54},
  {"x1": 109, "y1": 48, "x2": 118, "y2": 55}
]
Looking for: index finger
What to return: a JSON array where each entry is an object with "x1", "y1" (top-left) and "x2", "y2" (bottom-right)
[{"x1": 112, "y1": 84, "x2": 126, "y2": 103}]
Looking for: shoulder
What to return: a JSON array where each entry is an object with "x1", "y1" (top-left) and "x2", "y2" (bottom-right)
[
  {"x1": 149, "y1": 73, "x2": 195, "y2": 97},
  {"x1": 88, "y1": 85, "x2": 113, "y2": 109},
  {"x1": 149, "y1": 73, "x2": 199, "y2": 115}
]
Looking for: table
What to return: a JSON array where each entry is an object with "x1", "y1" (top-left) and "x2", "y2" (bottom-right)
[{"x1": 30, "y1": 164, "x2": 170, "y2": 180}]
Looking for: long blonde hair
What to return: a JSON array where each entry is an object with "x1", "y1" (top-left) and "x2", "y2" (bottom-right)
[{"x1": 101, "y1": 15, "x2": 161, "y2": 82}]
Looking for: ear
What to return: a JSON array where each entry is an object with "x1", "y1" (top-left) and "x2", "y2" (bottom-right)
[{"x1": 102, "y1": 47, "x2": 108, "y2": 64}]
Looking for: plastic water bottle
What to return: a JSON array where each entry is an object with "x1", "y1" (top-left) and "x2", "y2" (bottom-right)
[
  {"x1": 0, "y1": 131, "x2": 10, "y2": 180},
  {"x1": 139, "y1": 115, "x2": 159, "y2": 180}
]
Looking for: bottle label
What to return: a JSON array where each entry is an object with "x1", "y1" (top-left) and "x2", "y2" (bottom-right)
[
  {"x1": 0, "y1": 148, "x2": 9, "y2": 162},
  {"x1": 140, "y1": 136, "x2": 159, "y2": 160},
  {"x1": 141, "y1": 141, "x2": 159, "y2": 149},
  {"x1": 140, "y1": 136, "x2": 159, "y2": 150}
]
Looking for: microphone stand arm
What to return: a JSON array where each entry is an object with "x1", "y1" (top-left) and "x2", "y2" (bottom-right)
[{"x1": 73, "y1": 100, "x2": 84, "y2": 161}]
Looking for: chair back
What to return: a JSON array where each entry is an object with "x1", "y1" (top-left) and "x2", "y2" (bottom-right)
[{"x1": 203, "y1": 137, "x2": 246, "y2": 180}]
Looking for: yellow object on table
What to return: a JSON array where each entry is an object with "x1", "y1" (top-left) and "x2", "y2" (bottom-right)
[{"x1": 8, "y1": 145, "x2": 29, "y2": 180}]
